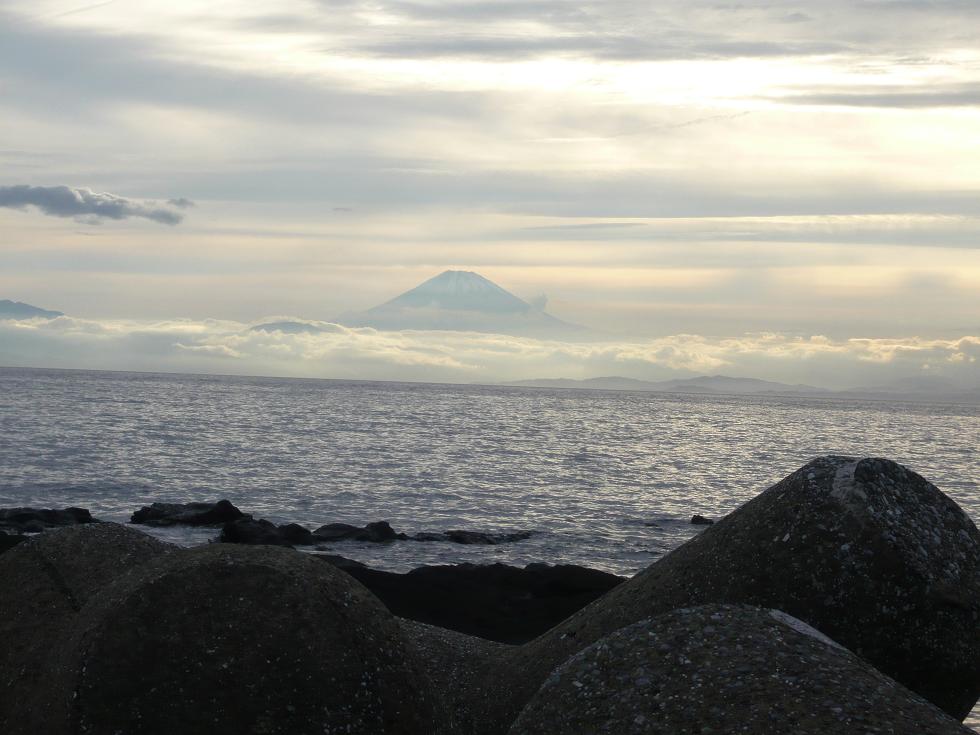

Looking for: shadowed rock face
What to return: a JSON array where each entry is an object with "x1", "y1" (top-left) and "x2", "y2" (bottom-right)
[
  {"x1": 0, "y1": 524, "x2": 176, "y2": 734},
  {"x1": 36, "y1": 544, "x2": 440, "y2": 735},
  {"x1": 469, "y1": 456, "x2": 980, "y2": 733},
  {"x1": 321, "y1": 559, "x2": 624, "y2": 644},
  {"x1": 0, "y1": 531, "x2": 27, "y2": 553},
  {"x1": 0, "y1": 506, "x2": 97, "y2": 533},
  {"x1": 130, "y1": 499, "x2": 245, "y2": 526},
  {"x1": 510, "y1": 605, "x2": 974, "y2": 735}
]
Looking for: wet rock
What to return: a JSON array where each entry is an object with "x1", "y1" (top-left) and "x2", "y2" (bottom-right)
[
  {"x1": 313, "y1": 520, "x2": 408, "y2": 542},
  {"x1": 0, "y1": 531, "x2": 27, "y2": 554},
  {"x1": 0, "y1": 524, "x2": 175, "y2": 734},
  {"x1": 217, "y1": 517, "x2": 314, "y2": 546},
  {"x1": 690, "y1": 514, "x2": 714, "y2": 525},
  {"x1": 480, "y1": 456, "x2": 980, "y2": 732},
  {"x1": 319, "y1": 556, "x2": 623, "y2": 644},
  {"x1": 510, "y1": 605, "x2": 973, "y2": 735},
  {"x1": 130, "y1": 499, "x2": 245, "y2": 526},
  {"x1": 278, "y1": 522, "x2": 315, "y2": 545},
  {"x1": 412, "y1": 530, "x2": 533, "y2": 545},
  {"x1": 36, "y1": 544, "x2": 439, "y2": 735},
  {"x1": 0, "y1": 506, "x2": 97, "y2": 533}
]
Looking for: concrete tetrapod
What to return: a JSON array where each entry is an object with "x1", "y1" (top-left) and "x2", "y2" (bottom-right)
[
  {"x1": 0, "y1": 523, "x2": 176, "y2": 734},
  {"x1": 36, "y1": 543, "x2": 440, "y2": 735},
  {"x1": 509, "y1": 605, "x2": 975, "y2": 735},
  {"x1": 469, "y1": 456, "x2": 980, "y2": 734}
]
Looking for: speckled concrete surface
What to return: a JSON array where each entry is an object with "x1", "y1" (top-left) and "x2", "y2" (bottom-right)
[
  {"x1": 471, "y1": 456, "x2": 980, "y2": 734},
  {"x1": 510, "y1": 604, "x2": 975, "y2": 735},
  {"x1": 0, "y1": 523, "x2": 175, "y2": 734},
  {"x1": 400, "y1": 619, "x2": 513, "y2": 734},
  {"x1": 36, "y1": 544, "x2": 441, "y2": 735}
]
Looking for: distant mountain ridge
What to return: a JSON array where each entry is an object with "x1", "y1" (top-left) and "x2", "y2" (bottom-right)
[
  {"x1": 504, "y1": 374, "x2": 980, "y2": 404},
  {"x1": 505, "y1": 375, "x2": 826, "y2": 396},
  {"x1": 335, "y1": 270, "x2": 584, "y2": 337},
  {"x1": 0, "y1": 300, "x2": 63, "y2": 320}
]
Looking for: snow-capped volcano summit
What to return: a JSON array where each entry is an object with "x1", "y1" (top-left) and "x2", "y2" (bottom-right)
[
  {"x1": 337, "y1": 270, "x2": 583, "y2": 336},
  {"x1": 375, "y1": 270, "x2": 531, "y2": 314}
]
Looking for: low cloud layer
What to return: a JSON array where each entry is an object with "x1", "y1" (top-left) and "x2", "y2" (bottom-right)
[
  {"x1": 1, "y1": 316, "x2": 976, "y2": 395},
  {"x1": 0, "y1": 185, "x2": 188, "y2": 225}
]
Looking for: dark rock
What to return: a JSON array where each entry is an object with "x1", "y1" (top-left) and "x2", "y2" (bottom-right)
[
  {"x1": 0, "y1": 524, "x2": 175, "y2": 734},
  {"x1": 0, "y1": 506, "x2": 97, "y2": 533},
  {"x1": 317, "y1": 553, "x2": 368, "y2": 571},
  {"x1": 412, "y1": 530, "x2": 533, "y2": 545},
  {"x1": 130, "y1": 499, "x2": 245, "y2": 526},
  {"x1": 313, "y1": 520, "x2": 408, "y2": 542},
  {"x1": 277, "y1": 522, "x2": 315, "y2": 545},
  {"x1": 0, "y1": 532, "x2": 27, "y2": 554},
  {"x1": 690, "y1": 514, "x2": 714, "y2": 525},
  {"x1": 510, "y1": 605, "x2": 973, "y2": 735},
  {"x1": 319, "y1": 556, "x2": 624, "y2": 644},
  {"x1": 218, "y1": 517, "x2": 296, "y2": 546},
  {"x1": 36, "y1": 544, "x2": 440, "y2": 735},
  {"x1": 474, "y1": 456, "x2": 980, "y2": 733}
]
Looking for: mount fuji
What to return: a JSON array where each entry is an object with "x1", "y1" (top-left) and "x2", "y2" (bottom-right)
[{"x1": 335, "y1": 270, "x2": 584, "y2": 337}]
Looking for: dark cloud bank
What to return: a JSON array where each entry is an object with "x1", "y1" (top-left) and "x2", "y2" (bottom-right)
[{"x1": 0, "y1": 184, "x2": 189, "y2": 225}]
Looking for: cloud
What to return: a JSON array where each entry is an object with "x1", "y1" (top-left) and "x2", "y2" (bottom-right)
[
  {"x1": 0, "y1": 185, "x2": 186, "y2": 225},
  {"x1": 772, "y1": 86, "x2": 980, "y2": 109},
  {"x1": 0, "y1": 315, "x2": 977, "y2": 393}
]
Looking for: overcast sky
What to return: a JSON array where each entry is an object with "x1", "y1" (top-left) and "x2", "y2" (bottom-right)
[{"x1": 1, "y1": 0, "x2": 979, "y2": 387}]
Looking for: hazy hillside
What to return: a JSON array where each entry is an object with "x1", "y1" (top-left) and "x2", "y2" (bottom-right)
[{"x1": 0, "y1": 300, "x2": 63, "y2": 320}]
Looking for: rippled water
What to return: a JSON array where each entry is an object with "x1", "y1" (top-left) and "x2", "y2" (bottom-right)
[{"x1": 2, "y1": 366, "x2": 977, "y2": 577}]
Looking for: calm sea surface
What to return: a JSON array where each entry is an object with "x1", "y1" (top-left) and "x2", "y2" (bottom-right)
[{"x1": 3, "y1": 367, "x2": 979, "y2": 727}]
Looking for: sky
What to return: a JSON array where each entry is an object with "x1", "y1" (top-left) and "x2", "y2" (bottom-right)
[{"x1": 1, "y1": 0, "x2": 979, "y2": 389}]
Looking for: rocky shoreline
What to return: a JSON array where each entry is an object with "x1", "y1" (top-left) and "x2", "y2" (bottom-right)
[{"x1": 1, "y1": 455, "x2": 978, "y2": 733}]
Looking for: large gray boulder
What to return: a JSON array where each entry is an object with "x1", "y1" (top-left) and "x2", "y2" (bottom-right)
[
  {"x1": 35, "y1": 543, "x2": 440, "y2": 735},
  {"x1": 510, "y1": 605, "x2": 974, "y2": 735},
  {"x1": 473, "y1": 456, "x2": 980, "y2": 733},
  {"x1": 0, "y1": 523, "x2": 175, "y2": 733}
]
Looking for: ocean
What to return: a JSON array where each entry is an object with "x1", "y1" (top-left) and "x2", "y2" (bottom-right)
[
  {"x1": 2, "y1": 366, "x2": 977, "y2": 575},
  {"x1": 3, "y1": 366, "x2": 979, "y2": 728}
]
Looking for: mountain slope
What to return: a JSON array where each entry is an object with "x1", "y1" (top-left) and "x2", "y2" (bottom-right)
[
  {"x1": 0, "y1": 300, "x2": 63, "y2": 320},
  {"x1": 337, "y1": 270, "x2": 583, "y2": 337}
]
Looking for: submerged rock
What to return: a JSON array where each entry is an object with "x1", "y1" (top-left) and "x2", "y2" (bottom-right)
[
  {"x1": 476, "y1": 456, "x2": 980, "y2": 732},
  {"x1": 412, "y1": 530, "x2": 533, "y2": 545},
  {"x1": 320, "y1": 557, "x2": 624, "y2": 644},
  {"x1": 689, "y1": 514, "x2": 714, "y2": 525},
  {"x1": 219, "y1": 517, "x2": 533, "y2": 547},
  {"x1": 314, "y1": 520, "x2": 408, "y2": 542},
  {"x1": 35, "y1": 544, "x2": 439, "y2": 735},
  {"x1": 0, "y1": 506, "x2": 97, "y2": 533},
  {"x1": 510, "y1": 605, "x2": 973, "y2": 735},
  {"x1": 0, "y1": 524, "x2": 175, "y2": 734},
  {"x1": 218, "y1": 517, "x2": 313, "y2": 546},
  {"x1": 130, "y1": 499, "x2": 245, "y2": 526}
]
